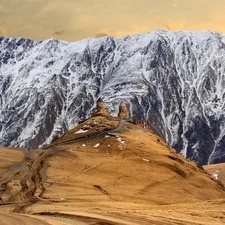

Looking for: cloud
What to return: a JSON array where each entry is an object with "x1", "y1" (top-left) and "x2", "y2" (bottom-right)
[
  {"x1": 2, "y1": 0, "x2": 225, "y2": 42},
  {"x1": 0, "y1": 4, "x2": 8, "y2": 12},
  {"x1": 95, "y1": 31, "x2": 111, "y2": 38},
  {"x1": 172, "y1": 0, "x2": 178, "y2": 7},
  {"x1": 12, "y1": 0, "x2": 43, "y2": 2},
  {"x1": 53, "y1": 30, "x2": 64, "y2": 35},
  {"x1": 27, "y1": 0, "x2": 43, "y2": 2},
  {"x1": 47, "y1": 29, "x2": 65, "y2": 37},
  {"x1": 164, "y1": 21, "x2": 184, "y2": 30},
  {"x1": 150, "y1": 16, "x2": 161, "y2": 23},
  {"x1": 94, "y1": 30, "x2": 123, "y2": 39},
  {"x1": 0, "y1": 28, "x2": 7, "y2": 36}
]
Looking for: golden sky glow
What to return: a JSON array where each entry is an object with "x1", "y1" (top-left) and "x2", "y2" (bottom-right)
[{"x1": 0, "y1": 0, "x2": 225, "y2": 42}]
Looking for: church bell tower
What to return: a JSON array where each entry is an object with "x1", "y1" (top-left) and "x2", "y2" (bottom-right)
[{"x1": 118, "y1": 101, "x2": 128, "y2": 119}]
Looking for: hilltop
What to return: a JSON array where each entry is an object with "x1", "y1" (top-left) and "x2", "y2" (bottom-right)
[
  {"x1": 0, "y1": 116, "x2": 225, "y2": 224},
  {"x1": 44, "y1": 116, "x2": 225, "y2": 204}
]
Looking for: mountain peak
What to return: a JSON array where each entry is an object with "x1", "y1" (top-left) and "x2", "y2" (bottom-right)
[{"x1": 1, "y1": 30, "x2": 225, "y2": 164}]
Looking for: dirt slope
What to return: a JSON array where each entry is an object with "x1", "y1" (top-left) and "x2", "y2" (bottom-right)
[
  {"x1": 204, "y1": 163, "x2": 225, "y2": 186},
  {"x1": 0, "y1": 116, "x2": 225, "y2": 224}
]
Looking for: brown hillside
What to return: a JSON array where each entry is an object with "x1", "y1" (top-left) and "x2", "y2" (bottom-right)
[
  {"x1": 204, "y1": 163, "x2": 225, "y2": 186},
  {"x1": 45, "y1": 116, "x2": 225, "y2": 204},
  {"x1": 0, "y1": 116, "x2": 225, "y2": 224}
]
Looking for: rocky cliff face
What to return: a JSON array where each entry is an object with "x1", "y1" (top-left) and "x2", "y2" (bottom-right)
[{"x1": 1, "y1": 30, "x2": 225, "y2": 165}]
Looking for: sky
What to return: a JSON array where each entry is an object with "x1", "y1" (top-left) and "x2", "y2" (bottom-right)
[{"x1": 0, "y1": 0, "x2": 225, "y2": 42}]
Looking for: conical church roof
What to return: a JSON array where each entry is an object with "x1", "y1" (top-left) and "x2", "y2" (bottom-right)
[
  {"x1": 119, "y1": 101, "x2": 126, "y2": 106},
  {"x1": 97, "y1": 98, "x2": 103, "y2": 103}
]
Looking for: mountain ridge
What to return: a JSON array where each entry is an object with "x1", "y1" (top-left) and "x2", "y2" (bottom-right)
[{"x1": 1, "y1": 30, "x2": 225, "y2": 165}]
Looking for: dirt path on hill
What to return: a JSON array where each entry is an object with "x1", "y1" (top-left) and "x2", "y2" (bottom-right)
[
  {"x1": 0, "y1": 212, "x2": 51, "y2": 225},
  {"x1": 0, "y1": 149, "x2": 53, "y2": 213}
]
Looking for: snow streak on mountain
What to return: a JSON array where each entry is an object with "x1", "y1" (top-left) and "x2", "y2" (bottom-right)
[{"x1": 0, "y1": 30, "x2": 225, "y2": 165}]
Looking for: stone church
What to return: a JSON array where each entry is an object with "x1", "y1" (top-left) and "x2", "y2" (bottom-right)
[
  {"x1": 91, "y1": 98, "x2": 148, "y2": 128},
  {"x1": 91, "y1": 98, "x2": 111, "y2": 117},
  {"x1": 117, "y1": 101, "x2": 128, "y2": 119}
]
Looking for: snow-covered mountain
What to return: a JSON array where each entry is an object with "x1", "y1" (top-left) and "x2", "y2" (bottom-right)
[{"x1": 1, "y1": 30, "x2": 225, "y2": 165}]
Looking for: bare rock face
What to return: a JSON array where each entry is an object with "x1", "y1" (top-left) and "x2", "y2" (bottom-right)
[{"x1": 1, "y1": 30, "x2": 225, "y2": 165}]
